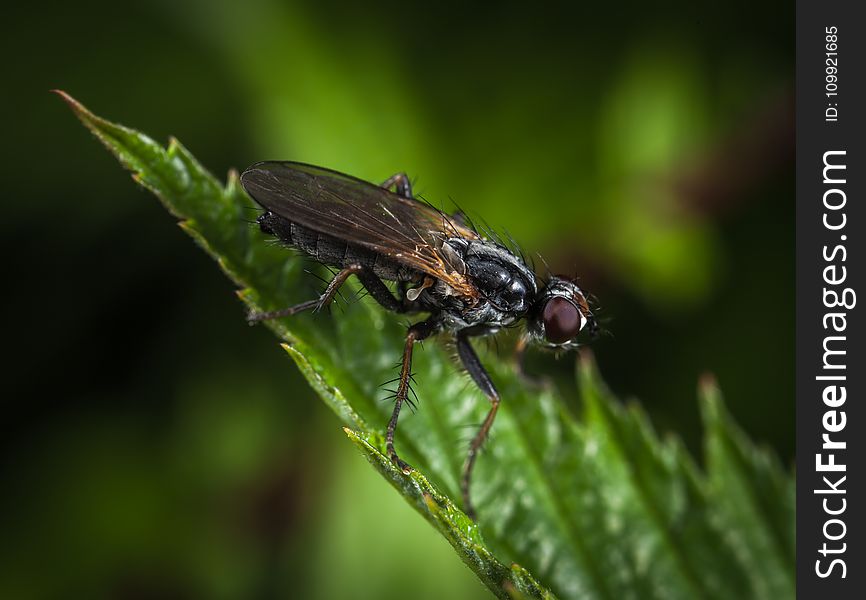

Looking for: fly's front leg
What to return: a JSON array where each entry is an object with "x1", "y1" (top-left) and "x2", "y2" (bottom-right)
[
  {"x1": 381, "y1": 172, "x2": 413, "y2": 199},
  {"x1": 386, "y1": 318, "x2": 439, "y2": 472},
  {"x1": 456, "y1": 328, "x2": 501, "y2": 520}
]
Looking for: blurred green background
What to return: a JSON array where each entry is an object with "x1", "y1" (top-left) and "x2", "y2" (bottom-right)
[{"x1": 3, "y1": 0, "x2": 792, "y2": 598}]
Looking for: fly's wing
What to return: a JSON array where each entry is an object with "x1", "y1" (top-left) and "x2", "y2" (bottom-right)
[{"x1": 240, "y1": 161, "x2": 480, "y2": 297}]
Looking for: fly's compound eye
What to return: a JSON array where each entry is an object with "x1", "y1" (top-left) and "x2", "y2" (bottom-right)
[{"x1": 542, "y1": 296, "x2": 585, "y2": 344}]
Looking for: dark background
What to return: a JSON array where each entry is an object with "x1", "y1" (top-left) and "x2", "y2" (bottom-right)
[{"x1": 2, "y1": 1, "x2": 792, "y2": 598}]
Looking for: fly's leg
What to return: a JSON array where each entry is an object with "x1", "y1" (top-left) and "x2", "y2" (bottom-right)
[
  {"x1": 247, "y1": 264, "x2": 407, "y2": 323},
  {"x1": 381, "y1": 172, "x2": 413, "y2": 199},
  {"x1": 356, "y1": 270, "x2": 412, "y2": 313},
  {"x1": 386, "y1": 318, "x2": 439, "y2": 472},
  {"x1": 456, "y1": 329, "x2": 501, "y2": 520},
  {"x1": 381, "y1": 173, "x2": 469, "y2": 237}
]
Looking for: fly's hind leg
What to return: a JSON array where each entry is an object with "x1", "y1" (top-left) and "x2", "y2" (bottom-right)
[
  {"x1": 456, "y1": 328, "x2": 501, "y2": 520},
  {"x1": 247, "y1": 264, "x2": 407, "y2": 323},
  {"x1": 381, "y1": 172, "x2": 413, "y2": 199},
  {"x1": 385, "y1": 318, "x2": 439, "y2": 472}
]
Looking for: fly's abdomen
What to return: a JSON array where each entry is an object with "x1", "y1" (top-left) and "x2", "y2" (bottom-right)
[{"x1": 257, "y1": 211, "x2": 413, "y2": 281}]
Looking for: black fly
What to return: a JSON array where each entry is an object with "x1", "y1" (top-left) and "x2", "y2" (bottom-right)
[{"x1": 240, "y1": 162, "x2": 598, "y2": 518}]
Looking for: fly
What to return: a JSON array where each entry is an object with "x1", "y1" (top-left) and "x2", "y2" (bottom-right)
[{"x1": 240, "y1": 161, "x2": 598, "y2": 519}]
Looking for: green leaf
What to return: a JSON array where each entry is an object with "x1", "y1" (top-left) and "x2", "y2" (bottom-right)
[{"x1": 60, "y1": 91, "x2": 795, "y2": 600}]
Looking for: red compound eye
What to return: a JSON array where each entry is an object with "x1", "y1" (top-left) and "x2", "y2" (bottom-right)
[{"x1": 542, "y1": 297, "x2": 582, "y2": 344}]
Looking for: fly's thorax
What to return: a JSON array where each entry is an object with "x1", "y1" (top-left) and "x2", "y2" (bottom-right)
[
  {"x1": 413, "y1": 237, "x2": 536, "y2": 331},
  {"x1": 460, "y1": 239, "x2": 537, "y2": 315}
]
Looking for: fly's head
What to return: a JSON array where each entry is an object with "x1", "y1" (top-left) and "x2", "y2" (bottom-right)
[{"x1": 526, "y1": 275, "x2": 598, "y2": 350}]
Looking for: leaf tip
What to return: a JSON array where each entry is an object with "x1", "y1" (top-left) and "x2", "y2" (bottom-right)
[
  {"x1": 225, "y1": 168, "x2": 243, "y2": 197},
  {"x1": 576, "y1": 346, "x2": 608, "y2": 415},
  {"x1": 54, "y1": 89, "x2": 156, "y2": 175},
  {"x1": 698, "y1": 370, "x2": 718, "y2": 393},
  {"x1": 697, "y1": 371, "x2": 727, "y2": 430},
  {"x1": 51, "y1": 89, "x2": 79, "y2": 109},
  {"x1": 53, "y1": 90, "x2": 99, "y2": 127},
  {"x1": 576, "y1": 347, "x2": 599, "y2": 379}
]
